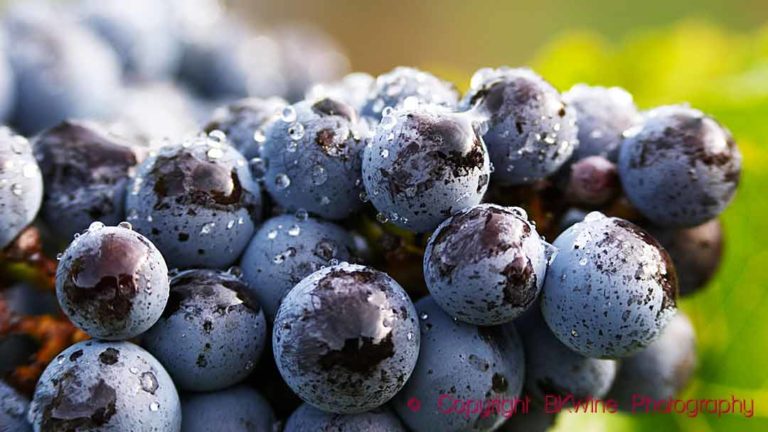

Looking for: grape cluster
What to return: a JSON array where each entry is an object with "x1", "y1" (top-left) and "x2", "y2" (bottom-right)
[{"x1": 0, "y1": 1, "x2": 743, "y2": 432}]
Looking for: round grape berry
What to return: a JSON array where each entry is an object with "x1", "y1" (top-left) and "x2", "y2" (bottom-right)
[
  {"x1": 0, "y1": 127, "x2": 43, "y2": 249},
  {"x1": 360, "y1": 67, "x2": 459, "y2": 121},
  {"x1": 541, "y1": 212, "x2": 678, "y2": 358},
  {"x1": 6, "y1": 5, "x2": 121, "y2": 134},
  {"x1": 461, "y1": 67, "x2": 578, "y2": 185},
  {"x1": 607, "y1": 312, "x2": 696, "y2": 410},
  {"x1": 273, "y1": 263, "x2": 419, "y2": 414},
  {"x1": 28, "y1": 340, "x2": 181, "y2": 432},
  {"x1": 306, "y1": 72, "x2": 375, "y2": 113},
  {"x1": 363, "y1": 107, "x2": 491, "y2": 233},
  {"x1": 564, "y1": 155, "x2": 620, "y2": 206},
  {"x1": 109, "y1": 82, "x2": 200, "y2": 146},
  {"x1": 125, "y1": 135, "x2": 262, "y2": 269},
  {"x1": 142, "y1": 269, "x2": 267, "y2": 392},
  {"x1": 516, "y1": 308, "x2": 617, "y2": 403},
  {"x1": 392, "y1": 297, "x2": 525, "y2": 432},
  {"x1": 34, "y1": 120, "x2": 144, "y2": 242},
  {"x1": 55, "y1": 223, "x2": 170, "y2": 340},
  {"x1": 177, "y1": 20, "x2": 285, "y2": 99},
  {"x1": 0, "y1": 381, "x2": 31, "y2": 432},
  {"x1": 79, "y1": 0, "x2": 180, "y2": 80},
  {"x1": 285, "y1": 404, "x2": 406, "y2": 432},
  {"x1": 240, "y1": 214, "x2": 356, "y2": 320},
  {"x1": 647, "y1": 219, "x2": 723, "y2": 296},
  {"x1": 260, "y1": 98, "x2": 366, "y2": 220},
  {"x1": 562, "y1": 84, "x2": 639, "y2": 161},
  {"x1": 203, "y1": 97, "x2": 287, "y2": 160},
  {"x1": 270, "y1": 24, "x2": 350, "y2": 102},
  {"x1": 180, "y1": 386, "x2": 276, "y2": 432},
  {"x1": 424, "y1": 204, "x2": 550, "y2": 325},
  {"x1": 618, "y1": 105, "x2": 742, "y2": 227}
]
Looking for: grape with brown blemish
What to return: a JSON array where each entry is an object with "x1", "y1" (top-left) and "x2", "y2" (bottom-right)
[
  {"x1": 55, "y1": 223, "x2": 170, "y2": 340},
  {"x1": 618, "y1": 105, "x2": 742, "y2": 227},
  {"x1": 273, "y1": 263, "x2": 419, "y2": 414},
  {"x1": 28, "y1": 340, "x2": 180, "y2": 432},
  {"x1": 125, "y1": 134, "x2": 262, "y2": 269},
  {"x1": 362, "y1": 107, "x2": 491, "y2": 233},
  {"x1": 424, "y1": 204, "x2": 551, "y2": 325}
]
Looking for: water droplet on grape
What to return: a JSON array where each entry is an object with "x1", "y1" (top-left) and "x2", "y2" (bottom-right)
[
  {"x1": 275, "y1": 173, "x2": 291, "y2": 189},
  {"x1": 281, "y1": 106, "x2": 297, "y2": 123}
]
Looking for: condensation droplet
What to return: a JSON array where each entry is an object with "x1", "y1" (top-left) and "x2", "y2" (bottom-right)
[
  {"x1": 295, "y1": 209, "x2": 309, "y2": 221},
  {"x1": 380, "y1": 114, "x2": 397, "y2": 130},
  {"x1": 253, "y1": 129, "x2": 266, "y2": 143},
  {"x1": 207, "y1": 147, "x2": 224, "y2": 159},
  {"x1": 22, "y1": 164, "x2": 38, "y2": 178},
  {"x1": 275, "y1": 174, "x2": 291, "y2": 189},
  {"x1": 208, "y1": 130, "x2": 227, "y2": 143},
  {"x1": 281, "y1": 106, "x2": 297, "y2": 123},
  {"x1": 200, "y1": 222, "x2": 215, "y2": 235},
  {"x1": 288, "y1": 123, "x2": 305, "y2": 140},
  {"x1": 311, "y1": 165, "x2": 328, "y2": 185}
]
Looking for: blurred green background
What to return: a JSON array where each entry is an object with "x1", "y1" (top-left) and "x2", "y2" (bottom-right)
[{"x1": 234, "y1": 1, "x2": 768, "y2": 431}]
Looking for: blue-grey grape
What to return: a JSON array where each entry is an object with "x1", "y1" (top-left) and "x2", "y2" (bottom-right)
[
  {"x1": 142, "y1": 269, "x2": 267, "y2": 392},
  {"x1": 392, "y1": 297, "x2": 525, "y2": 432},
  {"x1": 461, "y1": 67, "x2": 578, "y2": 185},
  {"x1": 362, "y1": 107, "x2": 491, "y2": 233},
  {"x1": 181, "y1": 386, "x2": 276, "y2": 432},
  {"x1": 607, "y1": 313, "x2": 696, "y2": 411},
  {"x1": 34, "y1": 120, "x2": 144, "y2": 242},
  {"x1": 5, "y1": 4, "x2": 121, "y2": 134},
  {"x1": 125, "y1": 134, "x2": 262, "y2": 269},
  {"x1": 260, "y1": 98, "x2": 366, "y2": 220},
  {"x1": 28, "y1": 340, "x2": 181, "y2": 432},
  {"x1": 540, "y1": 212, "x2": 678, "y2": 358},
  {"x1": 516, "y1": 307, "x2": 617, "y2": 403},
  {"x1": 285, "y1": 403, "x2": 406, "y2": 432},
  {"x1": 562, "y1": 84, "x2": 638, "y2": 162},
  {"x1": 0, "y1": 127, "x2": 42, "y2": 249},
  {"x1": 0, "y1": 381, "x2": 31, "y2": 432},
  {"x1": 424, "y1": 204, "x2": 550, "y2": 325},
  {"x1": 618, "y1": 105, "x2": 741, "y2": 227},
  {"x1": 55, "y1": 223, "x2": 170, "y2": 340},
  {"x1": 204, "y1": 97, "x2": 287, "y2": 160},
  {"x1": 360, "y1": 67, "x2": 459, "y2": 122},
  {"x1": 273, "y1": 263, "x2": 419, "y2": 414},
  {"x1": 239, "y1": 213, "x2": 356, "y2": 320},
  {"x1": 78, "y1": 0, "x2": 180, "y2": 80}
]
